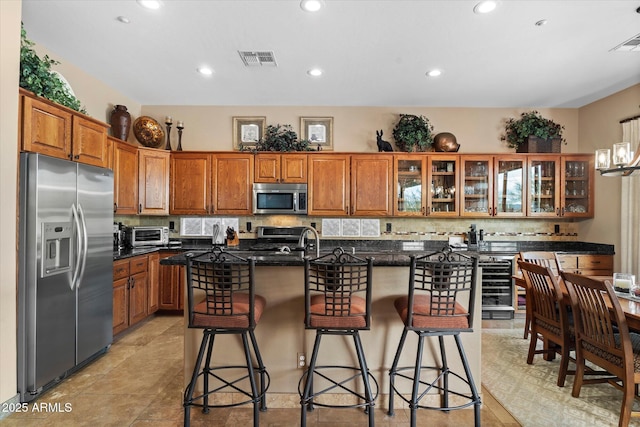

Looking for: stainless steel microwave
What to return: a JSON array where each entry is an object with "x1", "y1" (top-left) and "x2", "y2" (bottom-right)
[
  {"x1": 252, "y1": 183, "x2": 308, "y2": 215},
  {"x1": 124, "y1": 226, "x2": 169, "y2": 247}
]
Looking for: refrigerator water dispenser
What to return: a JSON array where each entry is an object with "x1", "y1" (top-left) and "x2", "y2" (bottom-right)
[{"x1": 41, "y1": 222, "x2": 72, "y2": 277}]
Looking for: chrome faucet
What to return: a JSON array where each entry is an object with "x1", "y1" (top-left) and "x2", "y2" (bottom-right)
[{"x1": 298, "y1": 226, "x2": 320, "y2": 258}]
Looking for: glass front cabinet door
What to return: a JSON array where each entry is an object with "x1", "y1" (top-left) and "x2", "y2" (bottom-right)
[
  {"x1": 561, "y1": 155, "x2": 593, "y2": 218},
  {"x1": 461, "y1": 157, "x2": 493, "y2": 217},
  {"x1": 494, "y1": 156, "x2": 526, "y2": 217},
  {"x1": 427, "y1": 155, "x2": 459, "y2": 216},
  {"x1": 527, "y1": 156, "x2": 560, "y2": 217},
  {"x1": 394, "y1": 155, "x2": 426, "y2": 216}
]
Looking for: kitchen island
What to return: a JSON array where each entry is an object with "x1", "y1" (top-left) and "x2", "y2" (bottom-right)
[
  {"x1": 151, "y1": 239, "x2": 613, "y2": 409},
  {"x1": 161, "y1": 247, "x2": 483, "y2": 409}
]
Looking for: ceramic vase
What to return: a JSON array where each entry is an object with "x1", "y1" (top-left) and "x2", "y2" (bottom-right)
[{"x1": 110, "y1": 105, "x2": 131, "y2": 141}]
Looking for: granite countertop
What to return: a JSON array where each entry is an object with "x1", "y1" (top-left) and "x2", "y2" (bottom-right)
[{"x1": 117, "y1": 238, "x2": 615, "y2": 264}]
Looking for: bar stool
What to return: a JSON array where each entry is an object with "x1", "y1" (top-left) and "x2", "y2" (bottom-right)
[
  {"x1": 299, "y1": 247, "x2": 378, "y2": 427},
  {"x1": 388, "y1": 248, "x2": 480, "y2": 426},
  {"x1": 183, "y1": 249, "x2": 270, "y2": 427}
]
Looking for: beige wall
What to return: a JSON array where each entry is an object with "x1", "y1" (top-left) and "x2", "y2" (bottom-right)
[
  {"x1": 578, "y1": 84, "x2": 640, "y2": 271},
  {"x1": 0, "y1": 0, "x2": 21, "y2": 406},
  {"x1": 141, "y1": 104, "x2": 579, "y2": 154}
]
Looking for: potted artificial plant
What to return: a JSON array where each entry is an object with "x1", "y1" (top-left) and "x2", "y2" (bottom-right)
[
  {"x1": 501, "y1": 111, "x2": 565, "y2": 153},
  {"x1": 392, "y1": 114, "x2": 434, "y2": 152},
  {"x1": 247, "y1": 124, "x2": 312, "y2": 152},
  {"x1": 19, "y1": 24, "x2": 86, "y2": 114}
]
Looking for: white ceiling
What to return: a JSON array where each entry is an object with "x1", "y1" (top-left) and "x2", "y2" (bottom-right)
[{"x1": 21, "y1": 0, "x2": 640, "y2": 108}]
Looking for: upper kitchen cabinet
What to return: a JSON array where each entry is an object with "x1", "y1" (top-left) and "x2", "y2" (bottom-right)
[
  {"x1": 112, "y1": 138, "x2": 139, "y2": 215},
  {"x1": 428, "y1": 155, "x2": 459, "y2": 217},
  {"x1": 170, "y1": 152, "x2": 212, "y2": 215},
  {"x1": 20, "y1": 90, "x2": 109, "y2": 168},
  {"x1": 350, "y1": 154, "x2": 393, "y2": 216},
  {"x1": 138, "y1": 148, "x2": 170, "y2": 215},
  {"x1": 461, "y1": 155, "x2": 526, "y2": 218},
  {"x1": 254, "y1": 153, "x2": 307, "y2": 183},
  {"x1": 213, "y1": 153, "x2": 254, "y2": 215},
  {"x1": 308, "y1": 154, "x2": 350, "y2": 216},
  {"x1": 526, "y1": 154, "x2": 593, "y2": 218},
  {"x1": 560, "y1": 155, "x2": 594, "y2": 218},
  {"x1": 394, "y1": 155, "x2": 427, "y2": 216}
]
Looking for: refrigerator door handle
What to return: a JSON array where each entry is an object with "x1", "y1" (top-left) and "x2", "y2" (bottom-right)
[
  {"x1": 70, "y1": 203, "x2": 82, "y2": 290},
  {"x1": 76, "y1": 203, "x2": 89, "y2": 288}
]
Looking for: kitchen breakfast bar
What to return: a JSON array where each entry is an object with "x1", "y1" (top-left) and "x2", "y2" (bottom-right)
[{"x1": 155, "y1": 238, "x2": 613, "y2": 409}]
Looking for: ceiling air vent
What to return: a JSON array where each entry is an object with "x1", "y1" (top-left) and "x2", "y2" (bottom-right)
[
  {"x1": 611, "y1": 33, "x2": 640, "y2": 52},
  {"x1": 238, "y1": 51, "x2": 278, "y2": 66}
]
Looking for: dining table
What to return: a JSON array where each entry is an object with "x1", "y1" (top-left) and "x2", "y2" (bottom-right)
[{"x1": 514, "y1": 273, "x2": 640, "y2": 333}]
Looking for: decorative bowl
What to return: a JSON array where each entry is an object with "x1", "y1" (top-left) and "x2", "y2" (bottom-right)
[{"x1": 133, "y1": 116, "x2": 165, "y2": 148}]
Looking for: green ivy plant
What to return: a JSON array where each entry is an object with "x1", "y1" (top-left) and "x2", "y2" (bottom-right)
[
  {"x1": 242, "y1": 124, "x2": 313, "y2": 152},
  {"x1": 501, "y1": 110, "x2": 565, "y2": 149},
  {"x1": 20, "y1": 24, "x2": 86, "y2": 114},
  {"x1": 392, "y1": 114, "x2": 434, "y2": 152}
]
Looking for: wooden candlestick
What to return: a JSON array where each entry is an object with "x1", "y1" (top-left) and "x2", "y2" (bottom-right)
[
  {"x1": 164, "y1": 121, "x2": 172, "y2": 150},
  {"x1": 177, "y1": 125, "x2": 183, "y2": 151}
]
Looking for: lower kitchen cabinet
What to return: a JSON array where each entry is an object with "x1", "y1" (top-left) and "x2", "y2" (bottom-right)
[
  {"x1": 159, "y1": 251, "x2": 185, "y2": 311},
  {"x1": 556, "y1": 253, "x2": 613, "y2": 276},
  {"x1": 148, "y1": 252, "x2": 160, "y2": 314},
  {"x1": 112, "y1": 254, "x2": 152, "y2": 336}
]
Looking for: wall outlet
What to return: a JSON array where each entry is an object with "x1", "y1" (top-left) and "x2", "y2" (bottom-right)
[
  {"x1": 297, "y1": 352, "x2": 306, "y2": 369},
  {"x1": 386, "y1": 223, "x2": 392, "y2": 233},
  {"x1": 554, "y1": 224, "x2": 560, "y2": 234},
  {"x1": 169, "y1": 220, "x2": 175, "y2": 230}
]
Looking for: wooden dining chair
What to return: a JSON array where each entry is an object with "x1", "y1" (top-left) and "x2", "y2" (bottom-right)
[
  {"x1": 518, "y1": 251, "x2": 561, "y2": 339},
  {"x1": 561, "y1": 271, "x2": 640, "y2": 427},
  {"x1": 518, "y1": 260, "x2": 574, "y2": 387}
]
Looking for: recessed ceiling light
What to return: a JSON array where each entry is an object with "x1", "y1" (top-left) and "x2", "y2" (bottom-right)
[
  {"x1": 473, "y1": 1, "x2": 497, "y2": 14},
  {"x1": 197, "y1": 67, "x2": 213, "y2": 76},
  {"x1": 137, "y1": 0, "x2": 161, "y2": 10},
  {"x1": 535, "y1": 19, "x2": 548, "y2": 27},
  {"x1": 116, "y1": 16, "x2": 130, "y2": 24},
  {"x1": 307, "y1": 68, "x2": 323, "y2": 77},
  {"x1": 426, "y1": 69, "x2": 442, "y2": 77},
  {"x1": 300, "y1": 0, "x2": 324, "y2": 12}
]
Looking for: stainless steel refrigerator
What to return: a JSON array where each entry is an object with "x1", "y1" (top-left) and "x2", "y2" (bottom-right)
[{"x1": 18, "y1": 153, "x2": 114, "y2": 402}]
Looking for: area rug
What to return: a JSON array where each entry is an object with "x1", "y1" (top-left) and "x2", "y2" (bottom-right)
[{"x1": 482, "y1": 328, "x2": 640, "y2": 427}]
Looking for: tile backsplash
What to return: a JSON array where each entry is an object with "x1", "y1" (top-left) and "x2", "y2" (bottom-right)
[{"x1": 115, "y1": 215, "x2": 579, "y2": 242}]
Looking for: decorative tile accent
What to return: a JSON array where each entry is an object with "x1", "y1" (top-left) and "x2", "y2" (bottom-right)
[
  {"x1": 361, "y1": 219, "x2": 380, "y2": 237},
  {"x1": 321, "y1": 218, "x2": 341, "y2": 237},
  {"x1": 181, "y1": 217, "x2": 203, "y2": 236},
  {"x1": 341, "y1": 219, "x2": 361, "y2": 237}
]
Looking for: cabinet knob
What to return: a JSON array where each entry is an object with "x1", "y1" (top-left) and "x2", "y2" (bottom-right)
[{"x1": 139, "y1": 204, "x2": 142, "y2": 214}]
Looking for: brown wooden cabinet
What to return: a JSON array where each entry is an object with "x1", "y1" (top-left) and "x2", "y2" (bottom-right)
[
  {"x1": 112, "y1": 138, "x2": 139, "y2": 215},
  {"x1": 350, "y1": 154, "x2": 392, "y2": 216},
  {"x1": 170, "y1": 152, "x2": 212, "y2": 215},
  {"x1": 112, "y1": 254, "x2": 151, "y2": 336},
  {"x1": 20, "y1": 90, "x2": 109, "y2": 168},
  {"x1": 557, "y1": 253, "x2": 613, "y2": 276},
  {"x1": 254, "y1": 153, "x2": 307, "y2": 183},
  {"x1": 159, "y1": 251, "x2": 185, "y2": 311},
  {"x1": 138, "y1": 148, "x2": 170, "y2": 215},
  {"x1": 308, "y1": 154, "x2": 350, "y2": 216},
  {"x1": 148, "y1": 252, "x2": 160, "y2": 314},
  {"x1": 213, "y1": 153, "x2": 254, "y2": 215},
  {"x1": 460, "y1": 155, "x2": 527, "y2": 218}
]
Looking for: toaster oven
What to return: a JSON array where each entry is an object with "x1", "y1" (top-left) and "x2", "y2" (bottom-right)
[{"x1": 124, "y1": 226, "x2": 169, "y2": 247}]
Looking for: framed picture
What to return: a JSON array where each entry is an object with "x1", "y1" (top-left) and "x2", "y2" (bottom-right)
[
  {"x1": 233, "y1": 116, "x2": 266, "y2": 149},
  {"x1": 300, "y1": 117, "x2": 333, "y2": 150}
]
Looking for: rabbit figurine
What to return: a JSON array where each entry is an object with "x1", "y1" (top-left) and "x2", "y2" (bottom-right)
[{"x1": 376, "y1": 130, "x2": 393, "y2": 152}]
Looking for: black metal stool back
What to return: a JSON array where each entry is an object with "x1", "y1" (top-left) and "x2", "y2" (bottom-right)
[
  {"x1": 300, "y1": 247, "x2": 377, "y2": 427},
  {"x1": 405, "y1": 250, "x2": 477, "y2": 332},
  {"x1": 388, "y1": 248, "x2": 481, "y2": 427},
  {"x1": 187, "y1": 249, "x2": 257, "y2": 330},
  {"x1": 183, "y1": 248, "x2": 269, "y2": 427},
  {"x1": 304, "y1": 247, "x2": 372, "y2": 329}
]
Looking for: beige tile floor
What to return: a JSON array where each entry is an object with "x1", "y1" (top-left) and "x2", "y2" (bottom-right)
[{"x1": 2, "y1": 314, "x2": 521, "y2": 426}]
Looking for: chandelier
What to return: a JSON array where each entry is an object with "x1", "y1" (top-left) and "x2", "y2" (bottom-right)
[{"x1": 595, "y1": 142, "x2": 640, "y2": 176}]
